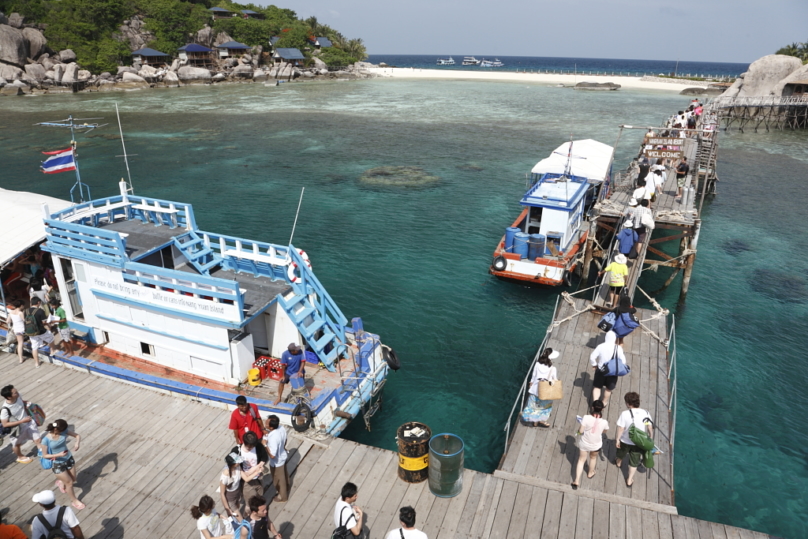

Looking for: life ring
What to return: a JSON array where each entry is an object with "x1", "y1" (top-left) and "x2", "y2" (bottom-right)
[
  {"x1": 287, "y1": 262, "x2": 300, "y2": 283},
  {"x1": 297, "y1": 249, "x2": 312, "y2": 269},
  {"x1": 382, "y1": 345, "x2": 401, "y2": 371},
  {"x1": 492, "y1": 255, "x2": 507, "y2": 271},
  {"x1": 291, "y1": 402, "x2": 314, "y2": 432}
]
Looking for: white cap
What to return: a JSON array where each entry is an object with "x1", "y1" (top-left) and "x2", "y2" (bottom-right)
[
  {"x1": 548, "y1": 350, "x2": 560, "y2": 359},
  {"x1": 32, "y1": 490, "x2": 55, "y2": 505},
  {"x1": 615, "y1": 253, "x2": 627, "y2": 264},
  {"x1": 624, "y1": 220, "x2": 634, "y2": 228},
  {"x1": 629, "y1": 198, "x2": 638, "y2": 207}
]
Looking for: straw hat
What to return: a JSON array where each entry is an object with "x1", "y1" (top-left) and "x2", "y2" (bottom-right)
[
  {"x1": 615, "y1": 254, "x2": 627, "y2": 264},
  {"x1": 624, "y1": 220, "x2": 634, "y2": 228}
]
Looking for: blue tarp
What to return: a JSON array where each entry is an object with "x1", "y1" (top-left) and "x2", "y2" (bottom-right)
[
  {"x1": 132, "y1": 47, "x2": 168, "y2": 57},
  {"x1": 275, "y1": 48, "x2": 305, "y2": 60},
  {"x1": 178, "y1": 44, "x2": 213, "y2": 53},
  {"x1": 217, "y1": 41, "x2": 250, "y2": 50}
]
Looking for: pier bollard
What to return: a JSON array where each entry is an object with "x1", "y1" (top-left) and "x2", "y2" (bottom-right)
[
  {"x1": 428, "y1": 433, "x2": 465, "y2": 497},
  {"x1": 396, "y1": 422, "x2": 431, "y2": 483}
]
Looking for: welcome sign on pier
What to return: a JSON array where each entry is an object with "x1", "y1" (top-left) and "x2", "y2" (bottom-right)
[{"x1": 643, "y1": 137, "x2": 684, "y2": 159}]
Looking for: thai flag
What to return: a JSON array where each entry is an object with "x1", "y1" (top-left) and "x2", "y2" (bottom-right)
[{"x1": 41, "y1": 147, "x2": 76, "y2": 174}]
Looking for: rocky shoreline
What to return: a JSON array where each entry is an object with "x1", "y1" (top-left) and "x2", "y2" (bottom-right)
[{"x1": 0, "y1": 12, "x2": 377, "y2": 97}]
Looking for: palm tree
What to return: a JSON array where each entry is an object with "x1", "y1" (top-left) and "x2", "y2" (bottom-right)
[
  {"x1": 304, "y1": 16, "x2": 320, "y2": 35},
  {"x1": 777, "y1": 41, "x2": 808, "y2": 61},
  {"x1": 344, "y1": 38, "x2": 367, "y2": 61}
]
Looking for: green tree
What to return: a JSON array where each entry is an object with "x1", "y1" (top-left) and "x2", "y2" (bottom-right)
[
  {"x1": 344, "y1": 38, "x2": 367, "y2": 61},
  {"x1": 137, "y1": 0, "x2": 209, "y2": 54},
  {"x1": 317, "y1": 47, "x2": 358, "y2": 67},
  {"x1": 776, "y1": 41, "x2": 808, "y2": 62},
  {"x1": 274, "y1": 22, "x2": 312, "y2": 52}
]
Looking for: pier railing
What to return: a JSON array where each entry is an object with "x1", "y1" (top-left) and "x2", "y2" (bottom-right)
[
  {"x1": 708, "y1": 95, "x2": 808, "y2": 108},
  {"x1": 667, "y1": 313, "x2": 679, "y2": 483},
  {"x1": 502, "y1": 295, "x2": 561, "y2": 454}
]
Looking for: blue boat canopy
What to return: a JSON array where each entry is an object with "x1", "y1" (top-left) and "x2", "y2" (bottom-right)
[
  {"x1": 520, "y1": 176, "x2": 589, "y2": 211},
  {"x1": 178, "y1": 44, "x2": 213, "y2": 53},
  {"x1": 132, "y1": 47, "x2": 168, "y2": 57},
  {"x1": 217, "y1": 41, "x2": 250, "y2": 50},
  {"x1": 275, "y1": 48, "x2": 305, "y2": 60}
]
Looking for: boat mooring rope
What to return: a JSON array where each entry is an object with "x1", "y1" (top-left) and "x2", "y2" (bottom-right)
[{"x1": 646, "y1": 248, "x2": 697, "y2": 272}]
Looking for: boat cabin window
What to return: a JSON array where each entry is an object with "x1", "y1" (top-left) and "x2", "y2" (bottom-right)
[
  {"x1": 137, "y1": 245, "x2": 175, "y2": 270},
  {"x1": 546, "y1": 234, "x2": 562, "y2": 255},
  {"x1": 527, "y1": 207, "x2": 543, "y2": 233},
  {"x1": 140, "y1": 342, "x2": 155, "y2": 356},
  {"x1": 60, "y1": 258, "x2": 84, "y2": 320}
]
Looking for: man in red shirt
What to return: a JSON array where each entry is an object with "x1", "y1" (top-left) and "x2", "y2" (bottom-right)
[{"x1": 229, "y1": 395, "x2": 265, "y2": 444}]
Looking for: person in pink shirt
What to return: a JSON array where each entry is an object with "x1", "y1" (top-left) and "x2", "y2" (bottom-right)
[{"x1": 572, "y1": 400, "x2": 609, "y2": 489}]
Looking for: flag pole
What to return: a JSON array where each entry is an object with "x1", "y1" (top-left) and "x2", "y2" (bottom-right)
[{"x1": 288, "y1": 187, "x2": 305, "y2": 246}]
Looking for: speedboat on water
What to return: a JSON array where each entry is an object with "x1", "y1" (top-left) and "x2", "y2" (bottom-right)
[
  {"x1": 480, "y1": 58, "x2": 504, "y2": 67},
  {"x1": 462, "y1": 56, "x2": 481, "y2": 65},
  {"x1": 436, "y1": 57, "x2": 455, "y2": 65},
  {"x1": 489, "y1": 139, "x2": 615, "y2": 286}
]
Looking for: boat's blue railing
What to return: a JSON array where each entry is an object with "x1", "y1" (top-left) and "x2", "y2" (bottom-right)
[
  {"x1": 502, "y1": 294, "x2": 561, "y2": 455},
  {"x1": 43, "y1": 218, "x2": 128, "y2": 268},
  {"x1": 198, "y1": 230, "x2": 291, "y2": 281},
  {"x1": 49, "y1": 194, "x2": 196, "y2": 231}
]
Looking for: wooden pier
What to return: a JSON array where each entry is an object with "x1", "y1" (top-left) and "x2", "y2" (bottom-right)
[
  {"x1": 0, "y1": 349, "x2": 772, "y2": 538},
  {"x1": 710, "y1": 96, "x2": 808, "y2": 132}
]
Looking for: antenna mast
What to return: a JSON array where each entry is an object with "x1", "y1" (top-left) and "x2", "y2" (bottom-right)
[{"x1": 115, "y1": 103, "x2": 134, "y2": 194}]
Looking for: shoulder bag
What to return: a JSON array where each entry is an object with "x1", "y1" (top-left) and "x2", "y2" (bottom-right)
[
  {"x1": 538, "y1": 379, "x2": 563, "y2": 400},
  {"x1": 600, "y1": 346, "x2": 630, "y2": 377}
]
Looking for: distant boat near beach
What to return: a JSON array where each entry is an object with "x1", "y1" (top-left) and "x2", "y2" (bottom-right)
[
  {"x1": 436, "y1": 56, "x2": 455, "y2": 65},
  {"x1": 462, "y1": 56, "x2": 481, "y2": 66},
  {"x1": 480, "y1": 58, "x2": 504, "y2": 68}
]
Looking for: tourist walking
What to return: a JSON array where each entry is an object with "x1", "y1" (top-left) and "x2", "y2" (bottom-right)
[
  {"x1": 239, "y1": 432, "x2": 267, "y2": 503},
  {"x1": 598, "y1": 253, "x2": 628, "y2": 308},
  {"x1": 589, "y1": 331, "x2": 627, "y2": 407},
  {"x1": 521, "y1": 348, "x2": 560, "y2": 428},
  {"x1": 49, "y1": 297, "x2": 75, "y2": 357},
  {"x1": 1, "y1": 384, "x2": 41, "y2": 464},
  {"x1": 245, "y1": 495, "x2": 282, "y2": 539},
  {"x1": 6, "y1": 300, "x2": 26, "y2": 363},
  {"x1": 263, "y1": 415, "x2": 289, "y2": 502},
  {"x1": 571, "y1": 400, "x2": 609, "y2": 489},
  {"x1": 385, "y1": 506, "x2": 428, "y2": 539},
  {"x1": 273, "y1": 343, "x2": 305, "y2": 405},
  {"x1": 334, "y1": 482, "x2": 364, "y2": 538},
  {"x1": 616, "y1": 221, "x2": 638, "y2": 258},
  {"x1": 219, "y1": 450, "x2": 262, "y2": 521},
  {"x1": 24, "y1": 296, "x2": 54, "y2": 368},
  {"x1": 611, "y1": 296, "x2": 640, "y2": 344},
  {"x1": 675, "y1": 157, "x2": 690, "y2": 200},
  {"x1": 190, "y1": 494, "x2": 234, "y2": 539},
  {"x1": 38, "y1": 419, "x2": 85, "y2": 510},
  {"x1": 615, "y1": 392, "x2": 654, "y2": 487},
  {"x1": 229, "y1": 396, "x2": 265, "y2": 444},
  {"x1": 31, "y1": 490, "x2": 84, "y2": 539}
]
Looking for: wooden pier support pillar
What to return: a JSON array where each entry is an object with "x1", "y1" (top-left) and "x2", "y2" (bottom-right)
[
  {"x1": 581, "y1": 219, "x2": 598, "y2": 285},
  {"x1": 679, "y1": 219, "x2": 701, "y2": 300}
]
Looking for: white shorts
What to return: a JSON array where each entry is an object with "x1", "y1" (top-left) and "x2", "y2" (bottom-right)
[
  {"x1": 10, "y1": 420, "x2": 40, "y2": 447},
  {"x1": 30, "y1": 331, "x2": 54, "y2": 351},
  {"x1": 59, "y1": 328, "x2": 71, "y2": 342}
]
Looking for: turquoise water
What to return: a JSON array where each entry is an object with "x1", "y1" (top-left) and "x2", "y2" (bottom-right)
[{"x1": 1, "y1": 80, "x2": 807, "y2": 537}]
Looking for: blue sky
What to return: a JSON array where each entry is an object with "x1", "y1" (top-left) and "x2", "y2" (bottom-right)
[{"x1": 257, "y1": 0, "x2": 808, "y2": 64}]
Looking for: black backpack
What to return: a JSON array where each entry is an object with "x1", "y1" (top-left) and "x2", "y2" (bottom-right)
[
  {"x1": 37, "y1": 506, "x2": 69, "y2": 539},
  {"x1": 24, "y1": 308, "x2": 43, "y2": 336},
  {"x1": 331, "y1": 506, "x2": 353, "y2": 539}
]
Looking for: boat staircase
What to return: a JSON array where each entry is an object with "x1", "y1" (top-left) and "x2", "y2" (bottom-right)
[
  {"x1": 173, "y1": 231, "x2": 222, "y2": 274},
  {"x1": 591, "y1": 229, "x2": 648, "y2": 309},
  {"x1": 277, "y1": 248, "x2": 349, "y2": 371}
]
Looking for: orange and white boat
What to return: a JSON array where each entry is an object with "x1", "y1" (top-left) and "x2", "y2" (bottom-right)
[{"x1": 490, "y1": 139, "x2": 615, "y2": 286}]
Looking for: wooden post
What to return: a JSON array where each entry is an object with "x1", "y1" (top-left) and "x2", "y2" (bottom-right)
[
  {"x1": 581, "y1": 219, "x2": 598, "y2": 285},
  {"x1": 679, "y1": 220, "x2": 700, "y2": 300}
]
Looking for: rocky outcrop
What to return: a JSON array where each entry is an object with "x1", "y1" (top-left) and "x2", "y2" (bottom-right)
[
  {"x1": 0, "y1": 63, "x2": 23, "y2": 80},
  {"x1": 177, "y1": 66, "x2": 211, "y2": 82},
  {"x1": 116, "y1": 16, "x2": 153, "y2": 52},
  {"x1": 122, "y1": 71, "x2": 146, "y2": 83},
  {"x1": 0, "y1": 24, "x2": 28, "y2": 66},
  {"x1": 721, "y1": 54, "x2": 804, "y2": 98},
  {"x1": 59, "y1": 49, "x2": 76, "y2": 63},
  {"x1": 680, "y1": 86, "x2": 723, "y2": 96},
  {"x1": 312, "y1": 57, "x2": 327, "y2": 70},
  {"x1": 575, "y1": 81, "x2": 621, "y2": 90},
  {"x1": 772, "y1": 63, "x2": 808, "y2": 96},
  {"x1": 22, "y1": 27, "x2": 47, "y2": 59},
  {"x1": 7, "y1": 12, "x2": 24, "y2": 28},
  {"x1": 24, "y1": 63, "x2": 46, "y2": 81},
  {"x1": 213, "y1": 31, "x2": 233, "y2": 47},
  {"x1": 232, "y1": 64, "x2": 252, "y2": 76},
  {"x1": 196, "y1": 25, "x2": 214, "y2": 47},
  {"x1": 61, "y1": 62, "x2": 78, "y2": 83},
  {"x1": 163, "y1": 70, "x2": 179, "y2": 87}
]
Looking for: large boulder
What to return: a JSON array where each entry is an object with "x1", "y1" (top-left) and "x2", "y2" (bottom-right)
[
  {"x1": 163, "y1": 70, "x2": 179, "y2": 87},
  {"x1": 0, "y1": 76, "x2": 6, "y2": 87},
  {"x1": 51, "y1": 64, "x2": 65, "y2": 82},
  {"x1": 232, "y1": 64, "x2": 252, "y2": 75},
  {"x1": 117, "y1": 66, "x2": 138, "y2": 75},
  {"x1": 0, "y1": 25, "x2": 28, "y2": 66},
  {"x1": 772, "y1": 63, "x2": 808, "y2": 97},
  {"x1": 312, "y1": 56, "x2": 327, "y2": 70},
  {"x1": 196, "y1": 25, "x2": 214, "y2": 47},
  {"x1": 22, "y1": 28, "x2": 48, "y2": 59},
  {"x1": 0, "y1": 63, "x2": 23, "y2": 81},
  {"x1": 40, "y1": 55, "x2": 58, "y2": 71},
  {"x1": 78, "y1": 70, "x2": 91, "y2": 81},
  {"x1": 213, "y1": 31, "x2": 234, "y2": 47},
  {"x1": 169, "y1": 58, "x2": 180, "y2": 72},
  {"x1": 61, "y1": 62, "x2": 78, "y2": 83},
  {"x1": 177, "y1": 66, "x2": 211, "y2": 82},
  {"x1": 253, "y1": 69, "x2": 267, "y2": 82},
  {"x1": 0, "y1": 12, "x2": 7, "y2": 25},
  {"x1": 722, "y1": 54, "x2": 804, "y2": 98},
  {"x1": 138, "y1": 64, "x2": 157, "y2": 79},
  {"x1": 59, "y1": 49, "x2": 77, "y2": 63},
  {"x1": 122, "y1": 72, "x2": 147, "y2": 83},
  {"x1": 24, "y1": 63, "x2": 46, "y2": 81},
  {"x1": 224, "y1": 57, "x2": 238, "y2": 68},
  {"x1": 7, "y1": 12, "x2": 24, "y2": 28},
  {"x1": 212, "y1": 72, "x2": 226, "y2": 81}
]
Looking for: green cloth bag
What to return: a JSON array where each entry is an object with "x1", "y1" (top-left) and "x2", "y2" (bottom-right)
[{"x1": 629, "y1": 424, "x2": 655, "y2": 469}]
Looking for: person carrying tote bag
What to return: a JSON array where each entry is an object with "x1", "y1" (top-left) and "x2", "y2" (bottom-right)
[
  {"x1": 521, "y1": 348, "x2": 561, "y2": 428},
  {"x1": 589, "y1": 331, "x2": 628, "y2": 407}
]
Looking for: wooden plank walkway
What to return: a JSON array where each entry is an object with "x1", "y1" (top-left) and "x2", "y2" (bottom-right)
[
  {"x1": 498, "y1": 297, "x2": 674, "y2": 508},
  {"x1": 0, "y1": 350, "x2": 770, "y2": 538}
]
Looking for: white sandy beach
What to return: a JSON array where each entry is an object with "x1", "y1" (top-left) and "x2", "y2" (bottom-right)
[{"x1": 368, "y1": 67, "x2": 707, "y2": 92}]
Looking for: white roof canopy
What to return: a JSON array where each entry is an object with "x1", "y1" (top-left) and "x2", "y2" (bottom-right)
[
  {"x1": 530, "y1": 139, "x2": 614, "y2": 182},
  {"x1": 0, "y1": 188, "x2": 72, "y2": 267}
]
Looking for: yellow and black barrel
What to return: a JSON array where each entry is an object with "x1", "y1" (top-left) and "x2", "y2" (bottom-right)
[{"x1": 396, "y1": 422, "x2": 431, "y2": 483}]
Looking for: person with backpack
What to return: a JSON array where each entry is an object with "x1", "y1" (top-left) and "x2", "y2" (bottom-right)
[
  {"x1": 239, "y1": 495, "x2": 282, "y2": 539},
  {"x1": 588, "y1": 331, "x2": 628, "y2": 407},
  {"x1": 675, "y1": 157, "x2": 690, "y2": 200},
  {"x1": 25, "y1": 296, "x2": 54, "y2": 369},
  {"x1": 384, "y1": 506, "x2": 427, "y2": 539},
  {"x1": 615, "y1": 392, "x2": 654, "y2": 487},
  {"x1": 333, "y1": 482, "x2": 364, "y2": 538},
  {"x1": 30, "y1": 489, "x2": 84, "y2": 539},
  {"x1": 38, "y1": 419, "x2": 84, "y2": 510},
  {"x1": 610, "y1": 296, "x2": 640, "y2": 344},
  {"x1": 1, "y1": 384, "x2": 41, "y2": 464}
]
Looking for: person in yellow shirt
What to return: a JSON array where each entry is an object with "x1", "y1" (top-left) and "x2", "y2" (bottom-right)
[{"x1": 599, "y1": 253, "x2": 629, "y2": 307}]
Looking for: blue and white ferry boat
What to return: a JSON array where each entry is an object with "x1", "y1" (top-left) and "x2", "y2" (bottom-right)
[{"x1": 4, "y1": 177, "x2": 393, "y2": 436}]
